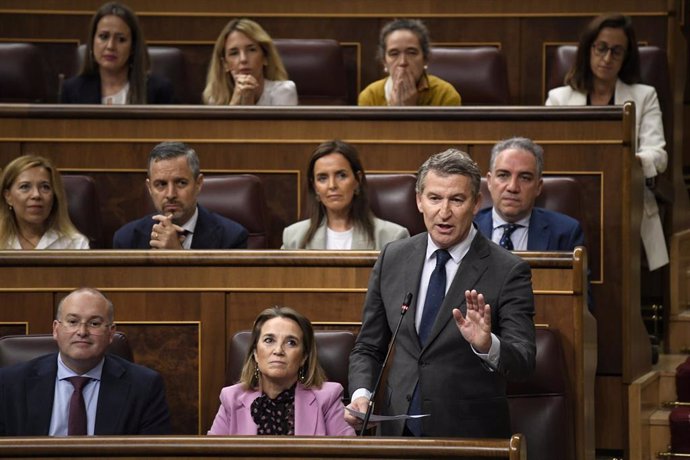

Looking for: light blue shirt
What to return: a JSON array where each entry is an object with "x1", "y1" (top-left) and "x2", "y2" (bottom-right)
[
  {"x1": 49, "y1": 354, "x2": 104, "y2": 436},
  {"x1": 490, "y1": 208, "x2": 531, "y2": 251},
  {"x1": 413, "y1": 228, "x2": 477, "y2": 330}
]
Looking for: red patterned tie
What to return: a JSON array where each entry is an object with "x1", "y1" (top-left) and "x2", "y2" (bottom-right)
[{"x1": 67, "y1": 376, "x2": 90, "y2": 435}]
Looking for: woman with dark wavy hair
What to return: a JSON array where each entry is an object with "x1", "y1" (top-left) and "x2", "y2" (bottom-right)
[
  {"x1": 61, "y1": 2, "x2": 173, "y2": 104},
  {"x1": 546, "y1": 13, "x2": 668, "y2": 270},
  {"x1": 282, "y1": 140, "x2": 409, "y2": 249}
]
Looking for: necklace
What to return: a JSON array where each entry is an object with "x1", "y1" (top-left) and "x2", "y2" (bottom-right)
[{"x1": 18, "y1": 232, "x2": 38, "y2": 249}]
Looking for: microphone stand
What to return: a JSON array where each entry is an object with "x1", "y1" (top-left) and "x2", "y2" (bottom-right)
[{"x1": 359, "y1": 292, "x2": 413, "y2": 436}]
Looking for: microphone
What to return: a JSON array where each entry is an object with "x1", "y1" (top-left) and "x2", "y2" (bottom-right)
[{"x1": 359, "y1": 292, "x2": 413, "y2": 436}]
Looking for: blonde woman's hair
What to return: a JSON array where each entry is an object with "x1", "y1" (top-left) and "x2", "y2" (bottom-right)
[
  {"x1": 239, "y1": 306, "x2": 326, "y2": 391},
  {"x1": 203, "y1": 18, "x2": 288, "y2": 105},
  {"x1": 0, "y1": 155, "x2": 80, "y2": 248}
]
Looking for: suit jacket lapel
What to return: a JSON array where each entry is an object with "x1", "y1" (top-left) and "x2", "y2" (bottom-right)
[
  {"x1": 294, "y1": 384, "x2": 317, "y2": 435},
  {"x1": 424, "y1": 233, "x2": 490, "y2": 350},
  {"x1": 191, "y1": 206, "x2": 219, "y2": 249},
  {"x1": 306, "y1": 222, "x2": 327, "y2": 249},
  {"x1": 26, "y1": 355, "x2": 58, "y2": 435},
  {"x1": 404, "y1": 235, "x2": 430, "y2": 349},
  {"x1": 527, "y1": 210, "x2": 550, "y2": 251},
  {"x1": 614, "y1": 79, "x2": 631, "y2": 105},
  {"x1": 133, "y1": 217, "x2": 154, "y2": 249},
  {"x1": 567, "y1": 89, "x2": 587, "y2": 105},
  {"x1": 94, "y1": 356, "x2": 128, "y2": 435},
  {"x1": 238, "y1": 390, "x2": 260, "y2": 434},
  {"x1": 475, "y1": 209, "x2": 493, "y2": 238},
  {"x1": 351, "y1": 226, "x2": 370, "y2": 249}
]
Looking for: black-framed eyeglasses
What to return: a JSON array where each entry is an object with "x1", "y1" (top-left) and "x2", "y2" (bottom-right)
[
  {"x1": 57, "y1": 318, "x2": 113, "y2": 335},
  {"x1": 591, "y1": 41, "x2": 626, "y2": 60}
]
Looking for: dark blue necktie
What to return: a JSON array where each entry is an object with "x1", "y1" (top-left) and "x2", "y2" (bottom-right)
[
  {"x1": 418, "y1": 249, "x2": 451, "y2": 346},
  {"x1": 407, "y1": 249, "x2": 451, "y2": 437},
  {"x1": 498, "y1": 223, "x2": 520, "y2": 251}
]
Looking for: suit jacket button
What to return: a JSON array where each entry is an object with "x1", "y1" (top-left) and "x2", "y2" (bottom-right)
[{"x1": 406, "y1": 394, "x2": 412, "y2": 402}]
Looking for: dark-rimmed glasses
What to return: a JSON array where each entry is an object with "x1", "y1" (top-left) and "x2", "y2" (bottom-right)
[{"x1": 591, "y1": 41, "x2": 626, "y2": 60}]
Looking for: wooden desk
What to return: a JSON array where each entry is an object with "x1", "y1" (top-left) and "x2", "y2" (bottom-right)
[{"x1": 0, "y1": 435, "x2": 526, "y2": 459}]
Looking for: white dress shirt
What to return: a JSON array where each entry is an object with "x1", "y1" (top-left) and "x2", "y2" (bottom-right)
[
  {"x1": 256, "y1": 80, "x2": 298, "y2": 106},
  {"x1": 489, "y1": 209, "x2": 531, "y2": 251},
  {"x1": 4, "y1": 229, "x2": 89, "y2": 250}
]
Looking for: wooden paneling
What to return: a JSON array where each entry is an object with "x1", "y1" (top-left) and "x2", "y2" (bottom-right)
[
  {"x1": 0, "y1": 3, "x2": 673, "y2": 105},
  {"x1": 0, "y1": 0, "x2": 670, "y2": 13},
  {"x1": 668, "y1": 229, "x2": 690, "y2": 353},
  {"x1": 0, "y1": 293, "x2": 54, "y2": 335},
  {"x1": 0, "y1": 434, "x2": 527, "y2": 460},
  {"x1": 0, "y1": 250, "x2": 592, "y2": 459},
  {"x1": 0, "y1": 104, "x2": 644, "y2": 455}
]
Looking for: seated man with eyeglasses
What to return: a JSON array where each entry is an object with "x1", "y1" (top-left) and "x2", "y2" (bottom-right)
[{"x1": 0, "y1": 288, "x2": 172, "y2": 436}]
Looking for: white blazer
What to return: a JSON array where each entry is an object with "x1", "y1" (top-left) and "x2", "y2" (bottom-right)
[
  {"x1": 281, "y1": 216, "x2": 409, "y2": 250},
  {"x1": 546, "y1": 80, "x2": 669, "y2": 270}
]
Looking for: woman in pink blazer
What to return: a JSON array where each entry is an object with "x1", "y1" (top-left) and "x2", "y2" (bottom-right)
[{"x1": 207, "y1": 307, "x2": 355, "y2": 436}]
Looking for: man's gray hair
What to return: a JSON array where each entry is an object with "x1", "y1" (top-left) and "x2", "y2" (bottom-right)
[
  {"x1": 147, "y1": 142, "x2": 201, "y2": 178},
  {"x1": 489, "y1": 137, "x2": 544, "y2": 178},
  {"x1": 415, "y1": 148, "x2": 481, "y2": 199}
]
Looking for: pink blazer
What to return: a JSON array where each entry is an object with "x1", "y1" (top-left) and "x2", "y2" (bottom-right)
[{"x1": 207, "y1": 381, "x2": 355, "y2": 436}]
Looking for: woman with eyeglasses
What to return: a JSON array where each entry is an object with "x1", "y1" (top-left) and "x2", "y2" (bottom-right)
[{"x1": 546, "y1": 13, "x2": 668, "y2": 270}]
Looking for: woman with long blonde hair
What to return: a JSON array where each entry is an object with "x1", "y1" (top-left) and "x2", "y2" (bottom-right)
[
  {"x1": 203, "y1": 18, "x2": 297, "y2": 105},
  {"x1": 0, "y1": 155, "x2": 88, "y2": 249}
]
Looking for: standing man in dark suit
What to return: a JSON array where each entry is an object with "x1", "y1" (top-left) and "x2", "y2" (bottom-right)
[
  {"x1": 113, "y1": 141, "x2": 248, "y2": 249},
  {"x1": 474, "y1": 137, "x2": 584, "y2": 252},
  {"x1": 0, "y1": 288, "x2": 171, "y2": 435},
  {"x1": 345, "y1": 149, "x2": 536, "y2": 438}
]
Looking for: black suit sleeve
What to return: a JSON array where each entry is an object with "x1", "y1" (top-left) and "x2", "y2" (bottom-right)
[
  {"x1": 138, "y1": 371, "x2": 172, "y2": 434},
  {"x1": 493, "y1": 258, "x2": 537, "y2": 380},
  {"x1": 348, "y1": 246, "x2": 392, "y2": 395}
]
